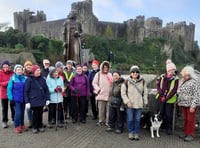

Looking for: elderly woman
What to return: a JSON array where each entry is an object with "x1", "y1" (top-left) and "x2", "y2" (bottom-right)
[
  {"x1": 24, "y1": 65, "x2": 50, "y2": 134},
  {"x1": 177, "y1": 66, "x2": 199, "y2": 142},
  {"x1": 121, "y1": 65, "x2": 148, "y2": 140},
  {"x1": 106, "y1": 71, "x2": 125, "y2": 134}
]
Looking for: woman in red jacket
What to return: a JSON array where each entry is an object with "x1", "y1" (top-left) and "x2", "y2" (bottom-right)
[{"x1": 0, "y1": 60, "x2": 14, "y2": 128}]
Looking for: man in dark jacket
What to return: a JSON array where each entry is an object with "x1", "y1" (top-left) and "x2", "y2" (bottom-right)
[
  {"x1": 41, "y1": 59, "x2": 50, "y2": 80},
  {"x1": 88, "y1": 60, "x2": 100, "y2": 120}
]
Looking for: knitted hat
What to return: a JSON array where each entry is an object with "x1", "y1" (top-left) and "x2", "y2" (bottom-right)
[
  {"x1": 24, "y1": 61, "x2": 33, "y2": 67},
  {"x1": 129, "y1": 65, "x2": 140, "y2": 73},
  {"x1": 82, "y1": 62, "x2": 88, "y2": 67},
  {"x1": 49, "y1": 66, "x2": 57, "y2": 77},
  {"x1": 31, "y1": 65, "x2": 40, "y2": 74},
  {"x1": 1, "y1": 60, "x2": 10, "y2": 67},
  {"x1": 55, "y1": 61, "x2": 64, "y2": 68},
  {"x1": 112, "y1": 70, "x2": 121, "y2": 76},
  {"x1": 166, "y1": 62, "x2": 176, "y2": 72},
  {"x1": 76, "y1": 64, "x2": 82, "y2": 69},
  {"x1": 92, "y1": 60, "x2": 99, "y2": 66},
  {"x1": 14, "y1": 64, "x2": 23, "y2": 72}
]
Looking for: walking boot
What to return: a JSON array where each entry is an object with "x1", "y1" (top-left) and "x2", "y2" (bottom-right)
[
  {"x1": 14, "y1": 127, "x2": 21, "y2": 134},
  {"x1": 2, "y1": 122, "x2": 8, "y2": 128},
  {"x1": 20, "y1": 125, "x2": 28, "y2": 132},
  {"x1": 184, "y1": 135, "x2": 194, "y2": 142}
]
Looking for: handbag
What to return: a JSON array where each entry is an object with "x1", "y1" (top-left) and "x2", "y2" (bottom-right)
[{"x1": 111, "y1": 96, "x2": 122, "y2": 107}]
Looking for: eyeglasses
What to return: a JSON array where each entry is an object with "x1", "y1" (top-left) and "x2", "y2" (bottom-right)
[
  {"x1": 2, "y1": 66, "x2": 9, "y2": 69},
  {"x1": 132, "y1": 71, "x2": 139, "y2": 74},
  {"x1": 45, "y1": 63, "x2": 50, "y2": 65}
]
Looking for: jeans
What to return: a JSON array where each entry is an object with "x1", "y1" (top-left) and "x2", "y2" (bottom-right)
[
  {"x1": 26, "y1": 108, "x2": 32, "y2": 121},
  {"x1": 14, "y1": 102, "x2": 25, "y2": 128},
  {"x1": 126, "y1": 108, "x2": 142, "y2": 134},
  {"x1": 1, "y1": 99, "x2": 15, "y2": 122}
]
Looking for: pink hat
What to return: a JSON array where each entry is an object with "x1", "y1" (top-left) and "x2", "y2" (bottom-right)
[
  {"x1": 31, "y1": 65, "x2": 40, "y2": 73},
  {"x1": 92, "y1": 60, "x2": 99, "y2": 66},
  {"x1": 166, "y1": 62, "x2": 176, "y2": 72}
]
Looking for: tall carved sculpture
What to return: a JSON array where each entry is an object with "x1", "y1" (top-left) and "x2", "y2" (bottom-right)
[{"x1": 63, "y1": 10, "x2": 82, "y2": 64}]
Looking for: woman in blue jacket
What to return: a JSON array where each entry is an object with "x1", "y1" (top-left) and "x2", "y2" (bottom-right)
[
  {"x1": 7, "y1": 65, "x2": 27, "y2": 134},
  {"x1": 46, "y1": 66, "x2": 64, "y2": 128},
  {"x1": 24, "y1": 65, "x2": 50, "y2": 134}
]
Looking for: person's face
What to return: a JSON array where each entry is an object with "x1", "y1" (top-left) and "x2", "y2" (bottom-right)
[
  {"x1": 34, "y1": 68, "x2": 41, "y2": 77},
  {"x1": 130, "y1": 71, "x2": 139, "y2": 80},
  {"x1": 56, "y1": 67, "x2": 63, "y2": 73},
  {"x1": 76, "y1": 67, "x2": 82, "y2": 75},
  {"x1": 103, "y1": 65, "x2": 109, "y2": 73},
  {"x1": 44, "y1": 62, "x2": 50, "y2": 69},
  {"x1": 92, "y1": 63, "x2": 98, "y2": 70},
  {"x1": 82, "y1": 66, "x2": 88, "y2": 72},
  {"x1": 167, "y1": 69, "x2": 175, "y2": 76},
  {"x1": 16, "y1": 67, "x2": 23, "y2": 75},
  {"x1": 181, "y1": 70, "x2": 190, "y2": 80},
  {"x1": 2, "y1": 64, "x2": 10, "y2": 72},
  {"x1": 67, "y1": 64, "x2": 72, "y2": 70},
  {"x1": 52, "y1": 70, "x2": 59, "y2": 78},
  {"x1": 25, "y1": 66, "x2": 32, "y2": 72},
  {"x1": 113, "y1": 73, "x2": 120, "y2": 82}
]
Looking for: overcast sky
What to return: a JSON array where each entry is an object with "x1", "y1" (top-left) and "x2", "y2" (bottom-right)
[{"x1": 0, "y1": 0, "x2": 199, "y2": 44}]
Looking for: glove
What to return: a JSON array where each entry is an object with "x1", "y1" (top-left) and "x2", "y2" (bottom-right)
[
  {"x1": 74, "y1": 88, "x2": 78, "y2": 94},
  {"x1": 10, "y1": 100, "x2": 15, "y2": 106},
  {"x1": 26, "y1": 103, "x2": 31, "y2": 109},
  {"x1": 55, "y1": 87, "x2": 59, "y2": 92},
  {"x1": 58, "y1": 87, "x2": 62, "y2": 92},
  {"x1": 46, "y1": 100, "x2": 50, "y2": 106}
]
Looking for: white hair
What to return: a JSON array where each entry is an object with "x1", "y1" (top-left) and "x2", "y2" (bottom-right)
[
  {"x1": 43, "y1": 59, "x2": 50, "y2": 65},
  {"x1": 181, "y1": 66, "x2": 197, "y2": 79}
]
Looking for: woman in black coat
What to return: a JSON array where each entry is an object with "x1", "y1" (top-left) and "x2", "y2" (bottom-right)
[{"x1": 24, "y1": 65, "x2": 50, "y2": 134}]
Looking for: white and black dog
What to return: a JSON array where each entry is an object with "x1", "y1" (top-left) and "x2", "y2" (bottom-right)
[{"x1": 140, "y1": 111, "x2": 163, "y2": 138}]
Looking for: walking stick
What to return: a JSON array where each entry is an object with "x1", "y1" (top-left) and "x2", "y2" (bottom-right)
[
  {"x1": 76, "y1": 94, "x2": 80, "y2": 125},
  {"x1": 60, "y1": 92, "x2": 67, "y2": 130},
  {"x1": 55, "y1": 91, "x2": 59, "y2": 131}
]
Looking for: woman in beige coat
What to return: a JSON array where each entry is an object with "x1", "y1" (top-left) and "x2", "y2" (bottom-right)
[
  {"x1": 121, "y1": 65, "x2": 148, "y2": 140},
  {"x1": 92, "y1": 61, "x2": 112, "y2": 126}
]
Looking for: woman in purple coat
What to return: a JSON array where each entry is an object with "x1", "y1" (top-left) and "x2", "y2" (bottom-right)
[{"x1": 69, "y1": 65, "x2": 90, "y2": 124}]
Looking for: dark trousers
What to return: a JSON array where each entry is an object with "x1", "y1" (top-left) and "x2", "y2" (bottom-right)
[
  {"x1": 158, "y1": 101, "x2": 174, "y2": 130},
  {"x1": 31, "y1": 106, "x2": 43, "y2": 129},
  {"x1": 48, "y1": 103, "x2": 64, "y2": 123},
  {"x1": 63, "y1": 96, "x2": 72, "y2": 117},
  {"x1": 71, "y1": 96, "x2": 86, "y2": 121},
  {"x1": 90, "y1": 94, "x2": 98, "y2": 117},
  {"x1": 1, "y1": 99, "x2": 15, "y2": 122},
  {"x1": 108, "y1": 106, "x2": 124, "y2": 131}
]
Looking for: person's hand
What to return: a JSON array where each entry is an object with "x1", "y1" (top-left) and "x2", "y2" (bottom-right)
[
  {"x1": 190, "y1": 108, "x2": 195, "y2": 113},
  {"x1": 74, "y1": 88, "x2": 78, "y2": 94},
  {"x1": 46, "y1": 100, "x2": 50, "y2": 106},
  {"x1": 127, "y1": 103, "x2": 132, "y2": 108},
  {"x1": 26, "y1": 103, "x2": 31, "y2": 109},
  {"x1": 55, "y1": 87, "x2": 59, "y2": 92},
  {"x1": 58, "y1": 87, "x2": 62, "y2": 92},
  {"x1": 178, "y1": 103, "x2": 181, "y2": 106},
  {"x1": 10, "y1": 100, "x2": 15, "y2": 106}
]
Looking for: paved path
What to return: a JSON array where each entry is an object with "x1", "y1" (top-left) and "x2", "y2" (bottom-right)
[{"x1": 0, "y1": 111, "x2": 200, "y2": 148}]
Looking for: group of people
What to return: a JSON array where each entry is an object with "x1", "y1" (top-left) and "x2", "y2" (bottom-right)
[{"x1": 0, "y1": 58, "x2": 199, "y2": 142}]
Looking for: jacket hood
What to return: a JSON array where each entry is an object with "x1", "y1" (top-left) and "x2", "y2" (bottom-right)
[{"x1": 100, "y1": 61, "x2": 110, "y2": 73}]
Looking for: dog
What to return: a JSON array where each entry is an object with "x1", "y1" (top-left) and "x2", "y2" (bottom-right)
[{"x1": 140, "y1": 111, "x2": 163, "y2": 138}]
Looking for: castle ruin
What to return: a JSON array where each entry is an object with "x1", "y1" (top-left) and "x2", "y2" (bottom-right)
[{"x1": 14, "y1": 0, "x2": 196, "y2": 51}]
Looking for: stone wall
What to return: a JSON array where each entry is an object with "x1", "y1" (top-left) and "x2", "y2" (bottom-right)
[{"x1": 14, "y1": 0, "x2": 197, "y2": 51}]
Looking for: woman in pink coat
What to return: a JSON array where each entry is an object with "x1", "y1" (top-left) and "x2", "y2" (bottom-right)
[{"x1": 92, "y1": 61, "x2": 112, "y2": 126}]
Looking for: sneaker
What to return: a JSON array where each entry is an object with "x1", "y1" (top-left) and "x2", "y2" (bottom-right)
[
  {"x1": 47, "y1": 123, "x2": 53, "y2": 128},
  {"x1": 115, "y1": 129, "x2": 122, "y2": 134},
  {"x1": 167, "y1": 129, "x2": 172, "y2": 135},
  {"x1": 58, "y1": 124, "x2": 64, "y2": 128},
  {"x1": 14, "y1": 127, "x2": 21, "y2": 134},
  {"x1": 184, "y1": 135, "x2": 194, "y2": 142},
  {"x1": 105, "y1": 123, "x2": 110, "y2": 127},
  {"x1": 32, "y1": 129, "x2": 38, "y2": 134},
  {"x1": 81, "y1": 120, "x2": 86, "y2": 124},
  {"x1": 2, "y1": 122, "x2": 8, "y2": 128},
  {"x1": 38, "y1": 128, "x2": 45, "y2": 132},
  {"x1": 134, "y1": 134, "x2": 139, "y2": 141},
  {"x1": 128, "y1": 133, "x2": 134, "y2": 140},
  {"x1": 106, "y1": 127, "x2": 114, "y2": 132},
  {"x1": 20, "y1": 125, "x2": 28, "y2": 132},
  {"x1": 179, "y1": 134, "x2": 187, "y2": 139},
  {"x1": 96, "y1": 122, "x2": 104, "y2": 126}
]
